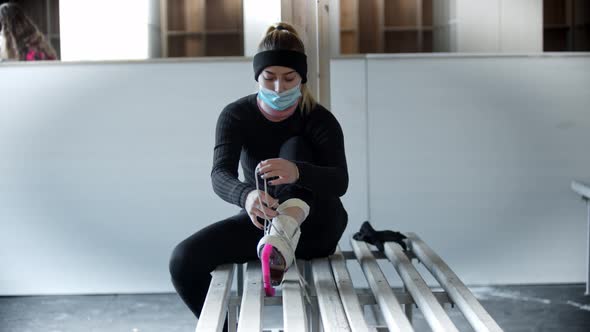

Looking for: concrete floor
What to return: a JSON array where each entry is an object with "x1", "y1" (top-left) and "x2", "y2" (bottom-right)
[{"x1": 1, "y1": 284, "x2": 589, "y2": 332}]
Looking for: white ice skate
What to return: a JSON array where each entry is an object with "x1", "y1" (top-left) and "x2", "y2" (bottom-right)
[{"x1": 257, "y1": 198, "x2": 309, "y2": 296}]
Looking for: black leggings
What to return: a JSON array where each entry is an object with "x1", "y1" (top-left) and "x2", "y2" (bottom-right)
[{"x1": 169, "y1": 136, "x2": 347, "y2": 324}]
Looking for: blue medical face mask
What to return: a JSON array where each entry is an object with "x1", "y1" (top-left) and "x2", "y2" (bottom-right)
[{"x1": 258, "y1": 83, "x2": 302, "y2": 111}]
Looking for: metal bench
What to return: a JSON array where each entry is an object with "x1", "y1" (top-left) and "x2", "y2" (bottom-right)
[{"x1": 195, "y1": 233, "x2": 503, "y2": 332}]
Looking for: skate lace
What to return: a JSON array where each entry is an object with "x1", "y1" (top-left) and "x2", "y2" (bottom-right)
[{"x1": 255, "y1": 166, "x2": 311, "y2": 304}]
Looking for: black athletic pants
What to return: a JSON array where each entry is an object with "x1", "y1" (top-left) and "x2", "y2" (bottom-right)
[{"x1": 169, "y1": 136, "x2": 347, "y2": 330}]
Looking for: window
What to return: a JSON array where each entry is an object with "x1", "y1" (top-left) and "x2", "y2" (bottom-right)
[
  {"x1": 161, "y1": 0, "x2": 244, "y2": 57},
  {"x1": 341, "y1": 0, "x2": 590, "y2": 54},
  {"x1": 544, "y1": 0, "x2": 590, "y2": 51},
  {"x1": 340, "y1": 0, "x2": 433, "y2": 54}
]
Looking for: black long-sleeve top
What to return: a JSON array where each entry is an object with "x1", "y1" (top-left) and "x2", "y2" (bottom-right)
[{"x1": 211, "y1": 94, "x2": 349, "y2": 209}]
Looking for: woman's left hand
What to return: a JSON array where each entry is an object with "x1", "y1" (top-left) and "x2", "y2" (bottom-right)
[{"x1": 257, "y1": 158, "x2": 299, "y2": 186}]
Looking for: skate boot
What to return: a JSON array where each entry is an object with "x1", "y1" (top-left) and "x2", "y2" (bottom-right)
[{"x1": 257, "y1": 198, "x2": 309, "y2": 296}]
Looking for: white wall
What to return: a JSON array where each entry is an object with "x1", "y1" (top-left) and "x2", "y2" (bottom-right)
[
  {"x1": 363, "y1": 54, "x2": 590, "y2": 285},
  {"x1": 0, "y1": 57, "x2": 366, "y2": 295},
  {"x1": 1, "y1": 54, "x2": 589, "y2": 295},
  {"x1": 59, "y1": 0, "x2": 152, "y2": 61},
  {"x1": 456, "y1": 0, "x2": 500, "y2": 52},
  {"x1": 0, "y1": 59, "x2": 256, "y2": 295},
  {"x1": 148, "y1": 0, "x2": 162, "y2": 58},
  {"x1": 330, "y1": 59, "x2": 369, "y2": 250},
  {"x1": 499, "y1": 0, "x2": 543, "y2": 52},
  {"x1": 243, "y1": 0, "x2": 281, "y2": 56},
  {"x1": 433, "y1": 0, "x2": 458, "y2": 52},
  {"x1": 434, "y1": 0, "x2": 542, "y2": 53}
]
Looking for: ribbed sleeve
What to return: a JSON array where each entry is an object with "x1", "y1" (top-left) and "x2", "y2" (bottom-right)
[
  {"x1": 294, "y1": 108, "x2": 349, "y2": 197},
  {"x1": 211, "y1": 105, "x2": 255, "y2": 208}
]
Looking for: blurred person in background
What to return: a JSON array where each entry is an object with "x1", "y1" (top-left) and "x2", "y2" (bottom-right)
[{"x1": 0, "y1": 2, "x2": 56, "y2": 61}]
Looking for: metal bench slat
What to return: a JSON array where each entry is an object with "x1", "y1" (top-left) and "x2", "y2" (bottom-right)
[
  {"x1": 351, "y1": 239, "x2": 414, "y2": 332},
  {"x1": 282, "y1": 261, "x2": 308, "y2": 332},
  {"x1": 406, "y1": 233, "x2": 503, "y2": 332},
  {"x1": 237, "y1": 262, "x2": 263, "y2": 332},
  {"x1": 311, "y1": 257, "x2": 352, "y2": 332},
  {"x1": 330, "y1": 247, "x2": 376, "y2": 332},
  {"x1": 383, "y1": 242, "x2": 459, "y2": 332},
  {"x1": 196, "y1": 264, "x2": 235, "y2": 332}
]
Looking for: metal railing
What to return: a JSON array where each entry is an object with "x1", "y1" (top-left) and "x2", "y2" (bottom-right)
[{"x1": 571, "y1": 180, "x2": 590, "y2": 296}]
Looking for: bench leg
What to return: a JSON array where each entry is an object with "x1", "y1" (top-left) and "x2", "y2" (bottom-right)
[
  {"x1": 586, "y1": 199, "x2": 590, "y2": 296},
  {"x1": 234, "y1": 263, "x2": 242, "y2": 331},
  {"x1": 404, "y1": 303, "x2": 413, "y2": 323},
  {"x1": 237, "y1": 263, "x2": 244, "y2": 296},
  {"x1": 367, "y1": 304, "x2": 382, "y2": 328},
  {"x1": 228, "y1": 303, "x2": 237, "y2": 332},
  {"x1": 228, "y1": 263, "x2": 243, "y2": 332},
  {"x1": 403, "y1": 284, "x2": 413, "y2": 323},
  {"x1": 302, "y1": 260, "x2": 320, "y2": 332},
  {"x1": 310, "y1": 300, "x2": 320, "y2": 332}
]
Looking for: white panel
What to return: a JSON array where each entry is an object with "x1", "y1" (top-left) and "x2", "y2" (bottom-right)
[
  {"x1": 329, "y1": 0, "x2": 340, "y2": 57},
  {"x1": 435, "y1": 0, "x2": 542, "y2": 53},
  {"x1": 432, "y1": 0, "x2": 448, "y2": 52},
  {"x1": 432, "y1": 0, "x2": 444, "y2": 27},
  {"x1": 60, "y1": 0, "x2": 150, "y2": 61},
  {"x1": 456, "y1": 0, "x2": 500, "y2": 52},
  {"x1": 148, "y1": 0, "x2": 162, "y2": 58},
  {"x1": 432, "y1": 0, "x2": 458, "y2": 52},
  {"x1": 0, "y1": 59, "x2": 254, "y2": 295},
  {"x1": 330, "y1": 59, "x2": 369, "y2": 252},
  {"x1": 449, "y1": 0, "x2": 457, "y2": 21},
  {"x1": 3, "y1": 54, "x2": 590, "y2": 295},
  {"x1": 499, "y1": 0, "x2": 543, "y2": 52},
  {"x1": 367, "y1": 55, "x2": 590, "y2": 285},
  {"x1": 243, "y1": 0, "x2": 281, "y2": 56}
]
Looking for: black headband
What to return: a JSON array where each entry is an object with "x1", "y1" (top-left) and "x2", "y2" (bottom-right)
[{"x1": 253, "y1": 50, "x2": 308, "y2": 84}]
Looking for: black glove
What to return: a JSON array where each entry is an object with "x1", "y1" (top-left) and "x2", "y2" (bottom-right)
[{"x1": 353, "y1": 221, "x2": 407, "y2": 252}]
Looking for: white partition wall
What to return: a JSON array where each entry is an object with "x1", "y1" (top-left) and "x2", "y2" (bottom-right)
[
  {"x1": 330, "y1": 58, "x2": 369, "y2": 250},
  {"x1": 364, "y1": 54, "x2": 590, "y2": 285},
  {"x1": 0, "y1": 59, "x2": 255, "y2": 295},
  {"x1": 1, "y1": 54, "x2": 589, "y2": 295},
  {"x1": 0, "y1": 58, "x2": 367, "y2": 295}
]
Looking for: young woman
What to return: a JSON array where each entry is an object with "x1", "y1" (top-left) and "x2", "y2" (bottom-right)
[
  {"x1": 169, "y1": 22, "x2": 348, "y2": 328},
  {"x1": 0, "y1": 3, "x2": 57, "y2": 61}
]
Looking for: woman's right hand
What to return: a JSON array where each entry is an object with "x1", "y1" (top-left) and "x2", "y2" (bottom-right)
[{"x1": 245, "y1": 190, "x2": 279, "y2": 229}]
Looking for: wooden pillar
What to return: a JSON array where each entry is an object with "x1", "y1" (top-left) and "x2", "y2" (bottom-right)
[
  {"x1": 318, "y1": 0, "x2": 331, "y2": 107},
  {"x1": 282, "y1": 0, "x2": 335, "y2": 108},
  {"x1": 160, "y1": 0, "x2": 167, "y2": 57},
  {"x1": 281, "y1": 0, "x2": 319, "y2": 104}
]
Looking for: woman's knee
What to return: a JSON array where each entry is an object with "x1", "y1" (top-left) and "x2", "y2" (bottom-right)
[
  {"x1": 169, "y1": 241, "x2": 192, "y2": 280},
  {"x1": 169, "y1": 215, "x2": 259, "y2": 279},
  {"x1": 169, "y1": 238, "x2": 211, "y2": 281}
]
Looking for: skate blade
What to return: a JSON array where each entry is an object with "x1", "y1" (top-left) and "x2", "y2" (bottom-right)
[
  {"x1": 269, "y1": 247, "x2": 286, "y2": 286},
  {"x1": 261, "y1": 244, "x2": 277, "y2": 296}
]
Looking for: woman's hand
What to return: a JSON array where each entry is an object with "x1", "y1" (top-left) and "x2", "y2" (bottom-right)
[
  {"x1": 245, "y1": 190, "x2": 279, "y2": 229},
  {"x1": 256, "y1": 158, "x2": 300, "y2": 186}
]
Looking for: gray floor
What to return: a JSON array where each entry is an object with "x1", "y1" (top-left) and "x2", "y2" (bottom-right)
[{"x1": 1, "y1": 284, "x2": 589, "y2": 332}]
